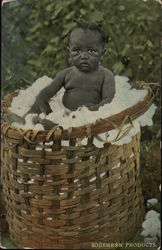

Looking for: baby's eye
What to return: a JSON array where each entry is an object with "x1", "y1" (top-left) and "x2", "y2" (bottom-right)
[
  {"x1": 71, "y1": 49, "x2": 81, "y2": 56},
  {"x1": 88, "y1": 49, "x2": 96, "y2": 54},
  {"x1": 72, "y1": 49, "x2": 81, "y2": 54}
]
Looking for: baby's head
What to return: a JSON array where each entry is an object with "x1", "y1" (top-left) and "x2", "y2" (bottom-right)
[{"x1": 67, "y1": 23, "x2": 108, "y2": 72}]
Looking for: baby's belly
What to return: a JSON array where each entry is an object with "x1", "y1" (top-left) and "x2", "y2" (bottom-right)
[{"x1": 63, "y1": 89, "x2": 101, "y2": 110}]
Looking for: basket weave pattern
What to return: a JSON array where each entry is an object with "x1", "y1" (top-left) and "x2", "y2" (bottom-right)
[
  {"x1": 1, "y1": 88, "x2": 152, "y2": 249},
  {"x1": 2, "y1": 132, "x2": 144, "y2": 249}
]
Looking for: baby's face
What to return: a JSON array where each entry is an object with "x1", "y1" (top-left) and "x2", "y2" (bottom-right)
[{"x1": 68, "y1": 28, "x2": 105, "y2": 72}]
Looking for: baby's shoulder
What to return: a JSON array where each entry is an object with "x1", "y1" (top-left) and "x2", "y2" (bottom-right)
[
  {"x1": 100, "y1": 66, "x2": 114, "y2": 78},
  {"x1": 54, "y1": 67, "x2": 73, "y2": 82},
  {"x1": 57, "y1": 66, "x2": 73, "y2": 77}
]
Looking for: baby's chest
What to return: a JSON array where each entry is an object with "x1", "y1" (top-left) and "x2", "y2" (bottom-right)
[{"x1": 64, "y1": 74, "x2": 103, "y2": 91}]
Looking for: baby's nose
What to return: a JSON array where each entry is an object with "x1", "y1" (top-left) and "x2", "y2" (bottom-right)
[{"x1": 80, "y1": 52, "x2": 88, "y2": 60}]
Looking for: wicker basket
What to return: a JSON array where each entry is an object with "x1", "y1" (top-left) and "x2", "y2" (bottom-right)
[{"x1": 1, "y1": 87, "x2": 153, "y2": 249}]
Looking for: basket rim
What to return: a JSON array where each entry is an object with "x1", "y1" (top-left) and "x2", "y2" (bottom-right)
[{"x1": 1, "y1": 86, "x2": 153, "y2": 142}]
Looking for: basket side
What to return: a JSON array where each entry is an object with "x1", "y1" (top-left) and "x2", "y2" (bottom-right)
[{"x1": 1, "y1": 131, "x2": 144, "y2": 249}]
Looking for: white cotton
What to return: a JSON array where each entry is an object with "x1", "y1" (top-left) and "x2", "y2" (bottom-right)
[
  {"x1": 35, "y1": 123, "x2": 44, "y2": 130},
  {"x1": 145, "y1": 210, "x2": 160, "y2": 220},
  {"x1": 74, "y1": 179, "x2": 79, "y2": 183},
  {"x1": 141, "y1": 209, "x2": 161, "y2": 239},
  {"x1": 112, "y1": 162, "x2": 121, "y2": 169},
  {"x1": 136, "y1": 103, "x2": 157, "y2": 127},
  {"x1": 147, "y1": 198, "x2": 158, "y2": 208},
  {"x1": 80, "y1": 138, "x2": 88, "y2": 146},
  {"x1": 61, "y1": 140, "x2": 69, "y2": 147},
  {"x1": 28, "y1": 179, "x2": 34, "y2": 184},
  {"x1": 93, "y1": 135, "x2": 106, "y2": 148},
  {"x1": 89, "y1": 176, "x2": 96, "y2": 182},
  {"x1": 100, "y1": 172, "x2": 106, "y2": 178},
  {"x1": 10, "y1": 76, "x2": 53, "y2": 117},
  {"x1": 10, "y1": 75, "x2": 156, "y2": 147},
  {"x1": 107, "y1": 120, "x2": 141, "y2": 146},
  {"x1": 39, "y1": 113, "x2": 46, "y2": 119},
  {"x1": 47, "y1": 217, "x2": 53, "y2": 220},
  {"x1": 142, "y1": 217, "x2": 161, "y2": 238}
]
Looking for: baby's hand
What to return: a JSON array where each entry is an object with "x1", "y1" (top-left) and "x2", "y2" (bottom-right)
[
  {"x1": 32, "y1": 115, "x2": 58, "y2": 130},
  {"x1": 85, "y1": 103, "x2": 99, "y2": 111},
  {"x1": 29, "y1": 100, "x2": 52, "y2": 115},
  {"x1": 32, "y1": 115, "x2": 40, "y2": 124},
  {"x1": 38, "y1": 119, "x2": 58, "y2": 130},
  {"x1": 87, "y1": 104, "x2": 99, "y2": 111},
  {"x1": 39, "y1": 101, "x2": 52, "y2": 115}
]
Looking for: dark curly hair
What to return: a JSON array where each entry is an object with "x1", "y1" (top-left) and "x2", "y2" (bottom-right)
[{"x1": 67, "y1": 23, "x2": 108, "y2": 46}]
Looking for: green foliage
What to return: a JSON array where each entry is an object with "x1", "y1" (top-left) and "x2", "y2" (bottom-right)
[{"x1": 2, "y1": 0, "x2": 161, "y2": 96}]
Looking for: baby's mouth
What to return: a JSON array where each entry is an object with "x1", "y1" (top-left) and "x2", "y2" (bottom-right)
[{"x1": 80, "y1": 62, "x2": 89, "y2": 67}]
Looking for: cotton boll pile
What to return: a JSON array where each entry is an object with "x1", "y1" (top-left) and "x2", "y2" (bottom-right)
[
  {"x1": 141, "y1": 201, "x2": 161, "y2": 244},
  {"x1": 47, "y1": 75, "x2": 149, "y2": 128},
  {"x1": 10, "y1": 75, "x2": 156, "y2": 147},
  {"x1": 147, "y1": 198, "x2": 158, "y2": 208},
  {"x1": 9, "y1": 75, "x2": 54, "y2": 117},
  {"x1": 141, "y1": 190, "x2": 161, "y2": 246}
]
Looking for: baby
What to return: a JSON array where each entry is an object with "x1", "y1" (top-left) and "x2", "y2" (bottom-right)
[{"x1": 28, "y1": 23, "x2": 115, "y2": 115}]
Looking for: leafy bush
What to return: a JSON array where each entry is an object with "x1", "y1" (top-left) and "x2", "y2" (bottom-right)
[{"x1": 2, "y1": 0, "x2": 161, "y2": 96}]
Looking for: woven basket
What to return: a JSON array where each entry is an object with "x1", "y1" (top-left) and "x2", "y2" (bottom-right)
[{"x1": 1, "y1": 86, "x2": 153, "y2": 249}]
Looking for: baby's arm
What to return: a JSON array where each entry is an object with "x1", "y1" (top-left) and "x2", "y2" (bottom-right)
[
  {"x1": 26, "y1": 68, "x2": 70, "y2": 115},
  {"x1": 89, "y1": 69, "x2": 115, "y2": 111},
  {"x1": 101, "y1": 69, "x2": 115, "y2": 104}
]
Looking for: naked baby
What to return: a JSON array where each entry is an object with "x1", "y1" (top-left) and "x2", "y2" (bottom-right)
[{"x1": 28, "y1": 23, "x2": 115, "y2": 116}]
